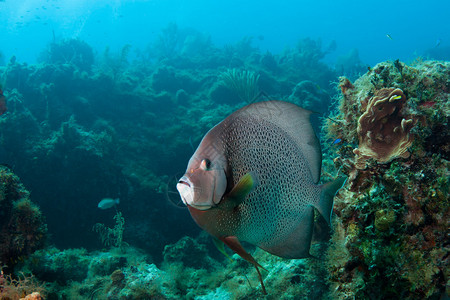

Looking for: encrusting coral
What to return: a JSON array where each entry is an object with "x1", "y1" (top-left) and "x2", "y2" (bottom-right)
[
  {"x1": 0, "y1": 268, "x2": 45, "y2": 299},
  {"x1": 353, "y1": 88, "x2": 416, "y2": 169},
  {"x1": 324, "y1": 60, "x2": 449, "y2": 299},
  {"x1": 0, "y1": 166, "x2": 47, "y2": 271},
  {"x1": 19, "y1": 292, "x2": 42, "y2": 300}
]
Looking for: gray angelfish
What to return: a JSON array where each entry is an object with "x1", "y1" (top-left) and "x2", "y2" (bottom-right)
[{"x1": 177, "y1": 100, "x2": 346, "y2": 294}]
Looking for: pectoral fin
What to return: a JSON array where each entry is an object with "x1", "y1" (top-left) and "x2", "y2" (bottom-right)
[
  {"x1": 220, "y1": 172, "x2": 258, "y2": 210},
  {"x1": 220, "y1": 236, "x2": 267, "y2": 295}
]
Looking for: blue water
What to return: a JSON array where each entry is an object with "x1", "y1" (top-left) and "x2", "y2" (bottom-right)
[{"x1": 1, "y1": 0, "x2": 449, "y2": 66}]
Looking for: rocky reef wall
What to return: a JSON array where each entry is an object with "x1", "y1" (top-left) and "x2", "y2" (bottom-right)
[{"x1": 324, "y1": 60, "x2": 449, "y2": 299}]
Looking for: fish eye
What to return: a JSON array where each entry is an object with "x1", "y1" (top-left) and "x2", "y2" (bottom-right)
[{"x1": 200, "y1": 159, "x2": 212, "y2": 171}]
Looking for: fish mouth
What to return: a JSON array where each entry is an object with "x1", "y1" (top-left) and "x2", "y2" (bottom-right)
[
  {"x1": 178, "y1": 179, "x2": 190, "y2": 188},
  {"x1": 176, "y1": 176, "x2": 193, "y2": 206},
  {"x1": 176, "y1": 176, "x2": 213, "y2": 210},
  {"x1": 187, "y1": 203, "x2": 213, "y2": 210}
]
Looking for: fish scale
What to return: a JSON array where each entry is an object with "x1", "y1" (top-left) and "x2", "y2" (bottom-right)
[{"x1": 223, "y1": 115, "x2": 318, "y2": 253}]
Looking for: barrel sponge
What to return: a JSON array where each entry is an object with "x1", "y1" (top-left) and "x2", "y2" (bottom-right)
[{"x1": 353, "y1": 88, "x2": 416, "y2": 169}]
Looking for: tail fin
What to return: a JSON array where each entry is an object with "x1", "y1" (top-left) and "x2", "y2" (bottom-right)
[{"x1": 316, "y1": 177, "x2": 347, "y2": 226}]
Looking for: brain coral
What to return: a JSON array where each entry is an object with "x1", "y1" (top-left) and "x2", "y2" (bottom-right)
[{"x1": 353, "y1": 88, "x2": 416, "y2": 169}]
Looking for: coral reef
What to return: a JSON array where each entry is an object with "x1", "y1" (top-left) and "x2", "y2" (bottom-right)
[
  {"x1": 18, "y1": 245, "x2": 152, "y2": 299},
  {"x1": 163, "y1": 236, "x2": 212, "y2": 269},
  {"x1": 0, "y1": 269, "x2": 45, "y2": 300},
  {"x1": 7, "y1": 26, "x2": 447, "y2": 298},
  {"x1": 19, "y1": 292, "x2": 42, "y2": 300},
  {"x1": 353, "y1": 87, "x2": 416, "y2": 169},
  {"x1": 335, "y1": 49, "x2": 368, "y2": 80},
  {"x1": 16, "y1": 235, "x2": 331, "y2": 299},
  {"x1": 0, "y1": 29, "x2": 337, "y2": 258},
  {"x1": 288, "y1": 80, "x2": 331, "y2": 112},
  {"x1": 39, "y1": 38, "x2": 95, "y2": 72},
  {"x1": 0, "y1": 166, "x2": 47, "y2": 271},
  {"x1": 324, "y1": 60, "x2": 449, "y2": 299}
]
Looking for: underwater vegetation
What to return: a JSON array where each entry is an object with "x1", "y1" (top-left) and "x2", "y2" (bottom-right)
[
  {"x1": 10, "y1": 235, "x2": 330, "y2": 299},
  {"x1": 0, "y1": 269, "x2": 44, "y2": 300},
  {"x1": 219, "y1": 69, "x2": 261, "y2": 103},
  {"x1": 0, "y1": 166, "x2": 47, "y2": 272},
  {"x1": 0, "y1": 25, "x2": 343, "y2": 298},
  {"x1": 93, "y1": 211, "x2": 126, "y2": 249},
  {"x1": 0, "y1": 87, "x2": 6, "y2": 115},
  {"x1": 334, "y1": 49, "x2": 368, "y2": 81},
  {"x1": 0, "y1": 22, "x2": 448, "y2": 298},
  {"x1": 325, "y1": 60, "x2": 449, "y2": 299},
  {"x1": 38, "y1": 38, "x2": 95, "y2": 72},
  {"x1": 0, "y1": 166, "x2": 46, "y2": 299},
  {"x1": 0, "y1": 25, "x2": 338, "y2": 257}
]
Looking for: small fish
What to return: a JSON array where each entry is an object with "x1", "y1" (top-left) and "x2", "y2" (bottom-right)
[
  {"x1": 390, "y1": 95, "x2": 402, "y2": 101},
  {"x1": 435, "y1": 39, "x2": 441, "y2": 48},
  {"x1": 386, "y1": 34, "x2": 393, "y2": 40},
  {"x1": 97, "y1": 198, "x2": 120, "y2": 209},
  {"x1": 177, "y1": 101, "x2": 346, "y2": 294},
  {"x1": 0, "y1": 88, "x2": 6, "y2": 116},
  {"x1": 332, "y1": 138, "x2": 342, "y2": 145}
]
